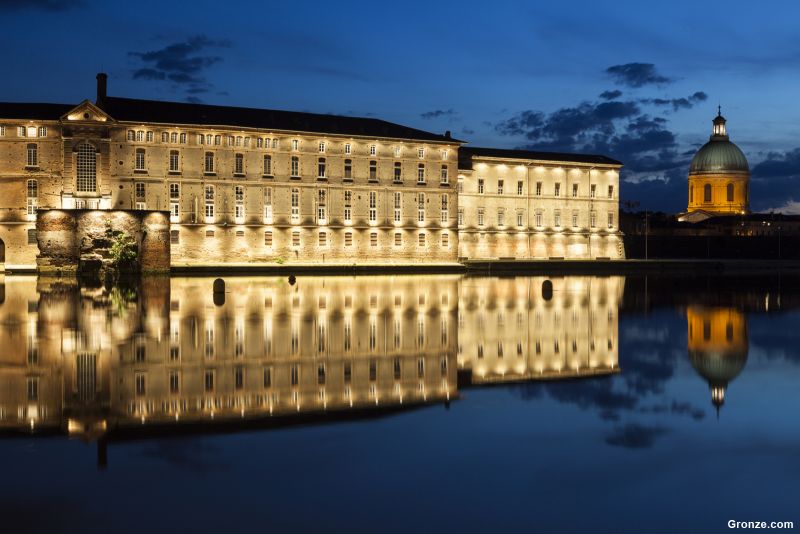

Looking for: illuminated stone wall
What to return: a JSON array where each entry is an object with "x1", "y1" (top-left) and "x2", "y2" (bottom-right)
[
  {"x1": 457, "y1": 158, "x2": 625, "y2": 259},
  {"x1": 35, "y1": 209, "x2": 170, "y2": 274},
  {"x1": 687, "y1": 171, "x2": 749, "y2": 215}
]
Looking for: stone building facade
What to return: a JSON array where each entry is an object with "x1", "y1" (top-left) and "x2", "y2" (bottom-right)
[{"x1": 0, "y1": 74, "x2": 624, "y2": 270}]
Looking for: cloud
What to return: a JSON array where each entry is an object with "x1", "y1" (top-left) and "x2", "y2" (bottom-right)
[
  {"x1": 605, "y1": 423, "x2": 669, "y2": 449},
  {"x1": 462, "y1": 127, "x2": 475, "y2": 135},
  {"x1": 599, "y1": 90, "x2": 622, "y2": 100},
  {"x1": 750, "y1": 148, "x2": 800, "y2": 212},
  {"x1": 606, "y1": 63, "x2": 672, "y2": 87},
  {"x1": 0, "y1": 0, "x2": 83, "y2": 10},
  {"x1": 641, "y1": 91, "x2": 708, "y2": 111},
  {"x1": 420, "y1": 109, "x2": 456, "y2": 120},
  {"x1": 130, "y1": 35, "x2": 231, "y2": 102}
]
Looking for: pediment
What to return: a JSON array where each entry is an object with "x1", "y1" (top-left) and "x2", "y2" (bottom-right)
[{"x1": 62, "y1": 100, "x2": 113, "y2": 123}]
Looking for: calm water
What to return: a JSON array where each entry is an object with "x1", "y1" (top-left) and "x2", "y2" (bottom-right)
[{"x1": 1, "y1": 273, "x2": 798, "y2": 533}]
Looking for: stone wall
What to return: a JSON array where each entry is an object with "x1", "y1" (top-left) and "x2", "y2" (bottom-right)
[{"x1": 36, "y1": 209, "x2": 170, "y2": 274}]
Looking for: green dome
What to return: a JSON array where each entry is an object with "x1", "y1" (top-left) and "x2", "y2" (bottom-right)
[
  {"x1": 689, "y1": 348, "x2": 748, "y2": 387},
  {"x1": 689, "y1": 138, "x2": 749, "y2": 174}
]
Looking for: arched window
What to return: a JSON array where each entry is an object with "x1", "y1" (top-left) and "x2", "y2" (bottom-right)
[
  {"x1": 26, "y1": 143, "x2": 38, "y2": 167},
  {"x1": 76, "y1": 143, "x2": 97, "y2": 192},
  {"x1": 703, "y1": 183, "x2": 711, "y2": 203},
  {"x1": 727, "y1": 183, "x2": 734, "y2": 202},
  {"x1": 689, "y1": 185, "x2": 693, "y2": 203}
]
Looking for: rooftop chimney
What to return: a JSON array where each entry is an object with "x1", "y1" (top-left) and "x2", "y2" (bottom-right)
[
  {"x1": 96, "y1": 72, "x2": 108, "y2": 109},
  {"x1": 444, "y1": 130, "x2": 451, "y2": 139}
]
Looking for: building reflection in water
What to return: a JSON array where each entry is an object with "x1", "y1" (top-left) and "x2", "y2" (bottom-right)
[
  {"x1": 687, "y1": 306, "x2": 748, "y2": 414},
  {"x1": 0, "y1": 274, "x2": 621, "y2": 445}
]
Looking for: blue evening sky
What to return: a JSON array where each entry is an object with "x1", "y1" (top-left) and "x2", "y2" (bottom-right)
[{"x1": 1, "y1": 0, "x2": 799, "y2": 213}]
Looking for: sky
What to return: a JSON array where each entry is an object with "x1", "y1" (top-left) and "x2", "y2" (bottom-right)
[{"x1": 1, "y1": 0, "x2": 799, "y2": 213}]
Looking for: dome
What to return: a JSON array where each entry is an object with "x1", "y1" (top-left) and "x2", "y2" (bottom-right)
[
  {"x1": 689, "y1": 347, "x2": 748, "y2": 386},
  {"x1": 689, "y1": 138, "x2": 749, "y2": 174}
]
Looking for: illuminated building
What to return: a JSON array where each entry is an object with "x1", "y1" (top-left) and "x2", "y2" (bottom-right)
[
  {"x1": 0, "y1": 73, "x2": 625, "y2": 270},
  {"x1": 681, "y1": 108, "x2": 750, "y2": 222},
  {"x1": 686, "y1": 306, "x2": 748, "y2": 413}
]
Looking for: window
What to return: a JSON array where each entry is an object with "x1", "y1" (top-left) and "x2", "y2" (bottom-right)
[
  {"x1": 317, "y1": 189, "x2": 327, "y2": 223},
  {"x1": 608, "y1": 212, "x2": 614, "y2": 229},
  {"x1": 440, "y1": 165, "x2": 449, "y2": 184},
  {"x1": 727, "y1": 183, "x2": 734, "y2": 202},
  {"x1": 319, "y1": 231, "x2": 327, "y2": 247},
  {"x1": 127, "y1": 130, "x2": 135, "y2": 141},
  {"x1": 272, "y1": 138, "x2": 279, "y2": 149},
  {"x1": 572, "y1": 212, "x2": 578, "y2": 228},
  {"x1": 418, "y1": 147, "x2": 425, "y2": 158},
  {"x1": 370, "y1": 232, "x2": 378, "y2": 247},
  {"x1": 418, "y1": 193, "x2": 425, "y2": 223},
  {"x1": 26, "y1": 179, "x2": 38, "y2": 216},
  {"x1": 345, "y1": 232, "x2": 353, "y2": 247},
  {"x1": 441, "y1": 232, "x2": 449, "y2": 247},
  {"x1": 590, "y1": 184, "x2": 596, "y2": 198},
  {"x1": 38, "y1": 126, "x2": 46, "y2": 138},
  {"x1": 478, "y1": 178, "x2": 484, "y2": 194},
  {"x1": 370, "y1": 144, "x2": 377, "y2": 156},
  {"x1": 318, "y1": 157, "x2": 326, "y2": 178},
  {"x1": 146, "y1": 131, "x2": 154, "y2": 142},
  {"x1": 417, "y1": 164, "x2": 425, "y2": 184},
  {"x1": 169, "y1": 150, "x2": 180, "y2": 172},
  {"x1": 517, "y1": 181, "x2": 524, "y2": 195},
  {"x1": 554, "y1": 210, "x2": 561, "y2": 227},
  {"x1": 76, "y1": 143, "x2": 97, "y2": 192},
  {"x1": 536, "y1": 211, "x2": 543, "y2": 227},
  {"x1": 204, "y1": 152, "x2": 214, "y2": 173},
  {"x1": 170, "y1": 230, "x2": 180, "y2": 244},
  {"x1": 608, "y1": 185, "x2": 614, "y2": 199},
  {"x1": 319, "y1": 141, "x2": 326, "y2": 153},
  {"x1": 344, "y1": 190, "x2": 352, "y2": 223},
  {"x1": 292, "y1": 139, "x2": 299, "y2": 151},
  {"x1": 135, "y1": 148, "x2": 146, "y2": 171},
  {"x1": 135, "y1": 374, "x2": 146, "y2": 396},
  {"x1": 573, "y1": 183, "x2": 578, "y2": 197},
  {"x1": 18, "y1": 126, "x2": 27, "y2": 137},
  {"x1": 169, "y1": 371, "x2": 180, "y2": 394},
  {"x1": 344, "y1": 143, "x2": 351, "y2": 155},
  {"x1": 170, "y1": 132, "x2": 177, "y2": 143},
  {"x1": 369, "y1": 191, "x2": 377, "y2": 222},
  {"x1": 214, "y1": 135, "x2": 221, "y2": 145},
  {"x1": 689, "y1": 185, "x2": 694, "y2": 203},
  {"x1": 234, "y1": 153, "x2": 244, "y2": 175},
  {"x1": 180, "y1": 132, "x2": 187, "y2": 144},
  {"x1": 291, "y1": 188, "x2": 300, "y2": 222},
  {"x1": 704, "y1": 183, "x2": 712, "y2": 202},
  {"x1": 554, "y1": 183, "x2": 561, "y2": 197},
  {"x1": 27, "y1": 229, "x2": 37, "y2": 244},
  {"x1": 135, "y1": 182, "x2": 146, "y2": 201},
  {"x1": 590, "y1": 211, "x2": 597, "y2": 228},
  {"x1": 204, "y1": 370, "x2": 214, "y2": 392},
  {"x1": 535, "y1": 182, "x2": 542, "y2": 196},
  {"x1": 441, "y1": 195, "x2": 448, "y2": 224},
  {"x1": 418, "y1": 233, "x2": 426, "y2": 247},
  {"x1": 394, "y1": 146, "x2": 402, "y2": 157},
  {"x1": 497, "y1": 208, "x2": 505, "y2": 227},
  {"x1": 292, "y1": 231, "x2": 300, "y2": 247},
  {"x1": 344, "y1": 159, "x2": 352, "y2": 179},
  {"x1": 477, "y1": 208, "x2": 485, "y2": 227},
  {"x1": 264, "y1": 187, "x2": 273, "y2": 223},
  {"x1": 26, "y1": 143, "x2": 38, "y2": 167},
  {"x1": 204, "y1": 185, "x2": 215, "y2": 222},
  {"x1": 517, "y1": 210, "x2": 524, "y2": 227},
  {"x1": 393, "y1": 192, "x2": 401, "y2": 223},
  {"x1": 457, "y1": 208, "x2": 464, "y2": 226},
  {"x1": 263, "y1": 155, "x2": 272, "y2": 176},
  {"x1": 291, "y1": 156, "x2": 299, "y2": 177},
  {"x1": 235, "y1": 185, "x2": 245, "y2": 223},
  {"x1": 394, "y1": 232, "x2": 402, "y2": 246},
  {"x1": 497, "y1": 180, "x2": 504, "y2": 195},
  {"x1": 264, "y1": 231, "x2": 273, "y2": 246}
]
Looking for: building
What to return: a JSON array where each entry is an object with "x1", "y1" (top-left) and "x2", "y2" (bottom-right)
[
  {"x1": 0, "y1": 73, "x2": 624, "y2": 270},
  {"x1": 682, "y1": 108, "x2": 750, "y2": 222},
  {"x1": 457, "y1": 147, "x2": 624, "y2": 259}
]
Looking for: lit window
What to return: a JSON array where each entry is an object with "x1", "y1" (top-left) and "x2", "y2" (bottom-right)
[
  {"x1": 292, "y1": 139, "x2": 299, "y2": 151},
  {"x1": 517, "y1": 181, "x2": 523, "y2": 195},
  {"x1": 214, "y1": 135, "x2": 221, "y2": 145},
  {"x1": 554, "y1": 183, "x2": 561, "y2": 197},
  {"x1": 319, "y1": 141, "x2": 325, "y2": 153},
  {"x1": 235, "y1": 185, "x2": 245, "y2": 222},
  {"x1": 536, "y1": 211, "x2": 543, "y2": 227},
  {"x1": 344, "y1": 190, "x2": 352, "y2": 223},
  {"x1": 318, "y1": 157, "x2": 326, "y2": 178},
  {"x1": 0, "y1": 126, "x2": 4, "y2": 136},
  {"x1": 417, "y1": 164, "x2": 425, "y2": 184},
  {"x1": 291, "y1": 188, "x2": 300, "y2": 222},
  {"x1": 440, "y1": 165, "x2": 449, "y2": 184},
  {"x1": 369, "y1": 191, "x2": 377, "y2": 222},
  {"x1": 205, "y1": 185, "x2": 215, "y2": 222},
  {"x1": 135, "y1": 182, "x2": 146, "y2": 201},
  {"x1": 554, "y1": 210, "x2": 561, "y2": 227},
  {"x1": 370, "y1": 144, "x2": 377, "y2": 156},
  {"x1": 418, "y1": 193, "x2": 425, "y2": 223},
  {"x1": 26, "y1": 179, "x2": 37, "y2": 217},
  {"x1": 440, "y1": 195, "x2": 448, "y2": 224},
  {"x1": 394, "y1": 146, "x2": 402, "y2": 157},
  {"x1": 180, "y1": 133, "x2": 187, "y2": 144},
  {"x1": 204, "y1": 152, "x2": 214, "y2": 173},
  {"x1": 127, "y1": 130, "x2": 135, "y2": 141},
  {"x1": 76, "y1": 143, "x2": 97, "y2": 192},
  {"x1": 497, "y1": 208, "x2": 505, "y2": 227},
  {"x1": 590, "y1": 211, "x2": 597, "y2": 228},
  {"x1": 516, "y1": 210, "x2": 524, "y2": 227},
  {"x1": 457, "y1": 208, "x2": 464, "y2": 226},
  {"x1": 418, "y1": 147, "x2": 425, "y2": 158},
  {"x1": 38, "y1": 126, "x2": 46, "y2": 138},
  {"x1": 170, "y1": 132, "x2": 178, "y2": 143},
  {"x1": 477, "y1": 208, "x2": 484, "y2": 227},
  {"x1": 146, "y1": 131, "x2": 154, "y2": 142},
  {"x1": 344, "y1": 143, "x2": 351, "y2": 155},
  {"x1": 317, "y1": 189, "x2": 327, "y2": 223},
  {"x1": 393, "y1": 192, "x2": 401, "y2": 223},
  {"x1": 441, "y1": 149, "x2": 448, "y2": 160},
  {"x1": 478, "y1": 179, "x2": 484, "y2": 194},
  {"x1": 26, "y1": 143, "x2": 38, "y2": 167},
  {"x1": 264, "y1": 187, "x2": 273, "y2": 223},
  {"x1": 572, "y1": 212, "x2": 578, "y2": 228},
  {"x1": 234, "y1": 153, "x2": 244, "y2": 175},
  {"x1": 169, "y1": 183, "x2": 180, "y2": 222}
]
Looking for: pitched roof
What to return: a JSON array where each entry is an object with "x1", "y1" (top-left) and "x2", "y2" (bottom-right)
[
  {"x1": 459, "y1": 146, "x2": 622, "y2": 169},
  {"x1": 0, "y1": 102, "x2": 75, "y2": 120},
  {"x1": 100, "y1": 96, "x2": 457, "y2": 143}
]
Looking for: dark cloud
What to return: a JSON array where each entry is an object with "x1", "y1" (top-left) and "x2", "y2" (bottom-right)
[
  {"x1": 641, "y1": 91, "x2": 708, "y2": 111},
  {"x1": 130, "y1": 35, "x2": 230, "y2": 101},
  {"x1": 462, "y1": 127, "x2": 475, "y2": 135},
  {"x1": 420, "y1": 109, "x2": 456, "y2": 120},
  {"x1": 599, "y1": 90, "x2": 622, "y2": 100},
  {"x1": 0, "y1": 0, "x2": 83, "y2": 10},
  {"x1": 606, "y1": 63, "x2": 672, "y2": 87},
  {"x1": 605, "y1": 423, "x2": 669, "y2": 449},
  {"x1": 751, "y1": 148, "x2": 800, "y2": 213}
]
